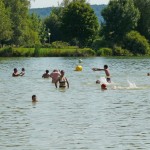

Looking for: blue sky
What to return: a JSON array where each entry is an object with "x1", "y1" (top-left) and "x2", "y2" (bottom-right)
[{"x1": 30, "y1": 0, "x2": 109, "y2": 8}]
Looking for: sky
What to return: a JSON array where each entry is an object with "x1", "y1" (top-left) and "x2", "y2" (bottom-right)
[{"x1": 30, "y1": 0, "x2": 110, "y2": 8}]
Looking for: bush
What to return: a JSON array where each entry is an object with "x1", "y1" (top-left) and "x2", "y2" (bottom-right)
[
  {"x1": 124, "y1": 31, "x2": 150, "y2": 55},
  {"x1": 34, "y1": 45, "x2": 41, "y2": 57},
  {"x1": 0, "y1": 46, "x2": 95, "y2": 57},
  {"x1": 51, "y1": 41, "x2": 69, "y2": 48},
  {"x1": 97, "y1": 47, "x2": 112, "y2": 56},
  {"x1": 91, "y1": 39, "x2": 109, "y2": 51},
  {"x1": 113, "y1": 46, "x2": 133, "y2": 56},
  {"x1": 0, "y1": 47, "x2": 13, "y2": 56}
]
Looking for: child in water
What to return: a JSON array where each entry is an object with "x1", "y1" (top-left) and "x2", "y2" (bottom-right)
[
  {"x1": 20, "y1": 68, "x2": 25, "y2": 76},
  {"x1": 101, "y1": 84, "x2": 107, "y2": 90},
  {"x1": 92, "y1": 65, "x2": 111, "y2": 83},
  {"x1": 32, "y1": 95, "x2": 38, "y2": 102}
]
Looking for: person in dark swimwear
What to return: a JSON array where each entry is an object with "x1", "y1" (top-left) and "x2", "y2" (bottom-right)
[
  {"x1": 92, "y1": 65, "x2": 111, "y2": 83},
  {"x1": 55, "y1": 70, "x2": 69, "y2": 88}
]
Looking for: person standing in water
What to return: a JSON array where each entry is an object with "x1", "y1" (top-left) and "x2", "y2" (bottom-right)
[
  {"x1": 50, "y1": 69, "x2": 61, "y2": 83},
  {"x1": 92, "y1": 65, "x2": 111, "y2": 83},
  {"x1": 42, "y1": 70, "x2": 50, "y2": 78},
  {"x1": 55, "y1": 70, "x2": 69, "y2": 88}
]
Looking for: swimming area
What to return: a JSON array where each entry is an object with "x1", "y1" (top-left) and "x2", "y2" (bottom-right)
[{"x1": 0, "y1": 57, "x2": 150, "y2": 150}]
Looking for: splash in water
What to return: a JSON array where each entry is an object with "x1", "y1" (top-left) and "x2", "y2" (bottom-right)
[
  {"x1": 112, "y1": 80, "x2": 138, "y2": 90},
  {"x1": 100, "y1": 77, "x2": 108, "y2": 85},
  {"x1": 127, "y1": 80, "x2": 137, "y2": 88}
]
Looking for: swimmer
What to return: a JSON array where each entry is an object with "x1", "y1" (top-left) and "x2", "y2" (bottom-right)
[
  {"x1": 96, "y1": 80, "x2": 100, "y2": 84},
  {"x1": 101, "y1": 84, "x2": 107, "y2": 90},
  {"x1": 147, "y1": 73, "x2": 150, "y2": 76},
  {"x1": 42, "y1": 70, "x2": 50, "y2": 78},
  {"x1": 20, "y1": 68, "x2": 25, "y2": 76},
  {"x1": 92, "y1": 65, "x2": 111, "y2": 83},
  {"x1": 32, "y1": 95, "x2": 38, "y2": 102},
  {"x1": 55, "y1": 70, "x2": 69, "y2": 88},
  {"x1": 12, "y1": 68, "x2": 19, "y2": 77}
]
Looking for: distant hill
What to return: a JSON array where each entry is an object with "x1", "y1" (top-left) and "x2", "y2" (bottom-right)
[{"x1": 30, "y1": 4, "x2": 106, "y2": 23}]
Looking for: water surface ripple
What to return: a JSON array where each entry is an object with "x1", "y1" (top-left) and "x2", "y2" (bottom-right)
[{"x1": 0, "y1": 57, "x2": 150, "y2": 150}]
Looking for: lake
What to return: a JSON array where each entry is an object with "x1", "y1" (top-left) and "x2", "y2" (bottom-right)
[{"x1": 0, "y1": 57, "x2": 150, "y2": 150}]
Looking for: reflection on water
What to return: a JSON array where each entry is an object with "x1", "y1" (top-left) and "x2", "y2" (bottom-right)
[{"x1": 0, "y1": 57, "x2": 150, "y2": 150}]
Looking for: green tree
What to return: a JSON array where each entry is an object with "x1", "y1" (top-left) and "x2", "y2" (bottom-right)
[
  {"x1": 0, "y1": 0, "x2": 12, "y2": 46},
  {"x1": 29, "y1": 13, "x2": 46, "y2": 45},
  {"x1": 124, "y1": 31, "x2": 150, "y2": 55},
  {"x1": 133, "y1": 0, "x2": 150, "y2": 41},
  {"x1": 101, "y1": 0, "x2": 140, "y2": 43},
  {"x1": 61, "y1": 0, "x2": 99, "y2": 47},
  {"x1": 3, "y1": 0, "x2": 30, "y2": 45},
  {"x1": 44, "y1": 8, "x2": 64, "y2": 42}
]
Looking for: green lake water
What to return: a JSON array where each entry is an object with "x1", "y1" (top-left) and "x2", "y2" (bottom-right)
[{"x1": 0, "y1": 57, "x2": 150, "y2": 150}]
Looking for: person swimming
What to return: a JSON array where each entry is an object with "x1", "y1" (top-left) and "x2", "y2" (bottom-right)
[
  {"x1": 101, "y1": 84, "x2": 107, "y2": 90},
  {"x1": 12, "y1": 68, "x2": 19, "y2": 77},
  {"x1": 20, "y1": 68, "x2": 25, "y2": 76},
  {"x1": 55, "y1": 70, "x2": 69, "y2": 88},
  {"x1": 32, "y1": 95, "x2": 38, "y2": 102},
  {"x1": 96, "y1": 80, "x2": 100, "y2": 84},
  {"x1": 42, "y1": 70, "x2": 50, "y2": 78}
]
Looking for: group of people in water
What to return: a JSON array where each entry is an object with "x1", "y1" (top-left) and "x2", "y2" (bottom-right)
[
  {"x1": 42, "y1": 69, "x2": 69, "y2": 88},
  {"x1": 12, "y1": 68, "x2": 25, "y2": 77},
  {"x1": 92, "y1": 64, "x2": 111, "y2": 90},
  {"x1": 12, "y1": 64, "x2": 111, "y2": 102}
]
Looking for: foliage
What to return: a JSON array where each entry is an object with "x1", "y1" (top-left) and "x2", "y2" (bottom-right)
[
  {"x1": 1, "y1": 0, "x2": 42, "y2": 46},
  {"x1": 3, "y1": 0, "x2": 30, "y2": 45},
  {"x1": 123, "y1": 31, "x2": 150, "y2": 55},
  {"x1": 29, "y1": 13, "x2": 46, "y2": 45},
  {"x1": 91, "y1": 38, "x2": 110, "y2": 50},
  {"x1": 97, "y1": 48, "x2": 113, "y2": 56},
  {"x1": 101, "y1": 0, "x2": 140, "y2": 43},
  {"x1": 0, "y1": 0, "x2": 12, "y2": 45},
  {"x1": 113, "y1": 46, "x2": 133, "y2": 56},
  {"x1": 0, "y1": 47, "x2": 13, "y2": 56},
  {"x1": 61, "y1": 1, "x2": 99, "y2": 47},
  {"x1": 0, "y1": 47, "x2": 95, "y2": 57},
  {"x1": 133, "y1": 0, "x2": 150, "y2": 41},
  {"x1": 44, "y1": 8, "x2": 64, "y2": 42},
  {"x1": 30, "y1": 5, "x2": 106, "y2": 23},
  {"x1": 51, "y1": 41, "x2": 69, "y2": 48}
]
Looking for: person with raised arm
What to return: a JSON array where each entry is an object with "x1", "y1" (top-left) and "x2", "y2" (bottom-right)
[{"x1": 92, "y1": 65, "x2": 111, "y2": 83}]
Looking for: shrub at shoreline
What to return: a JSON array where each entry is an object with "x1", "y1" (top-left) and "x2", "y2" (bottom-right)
[{"x1": 0, "y1": 47, "x2": 95, "y2": 57}]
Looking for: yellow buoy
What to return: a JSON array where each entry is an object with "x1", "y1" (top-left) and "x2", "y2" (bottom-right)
[{"x1": 75, "y1": 65, "x2": 82, "y2": 71}]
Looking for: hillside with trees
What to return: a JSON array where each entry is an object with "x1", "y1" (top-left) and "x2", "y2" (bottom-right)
[
  {"x1": 0, "y1": 0, "x2": 150, "y2": 57},
  {"x1": 30, "y1": 4, "x2": 106, "y2": 23}
]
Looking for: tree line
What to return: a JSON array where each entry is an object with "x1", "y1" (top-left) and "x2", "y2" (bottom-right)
[{"x1": 0, "y1": 0, "x2": 150, "y2": 56}]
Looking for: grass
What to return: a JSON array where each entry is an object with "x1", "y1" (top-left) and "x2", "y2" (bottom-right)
[{"x1": 0, "y1": 47, "x2": 96, "y2": 57}]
